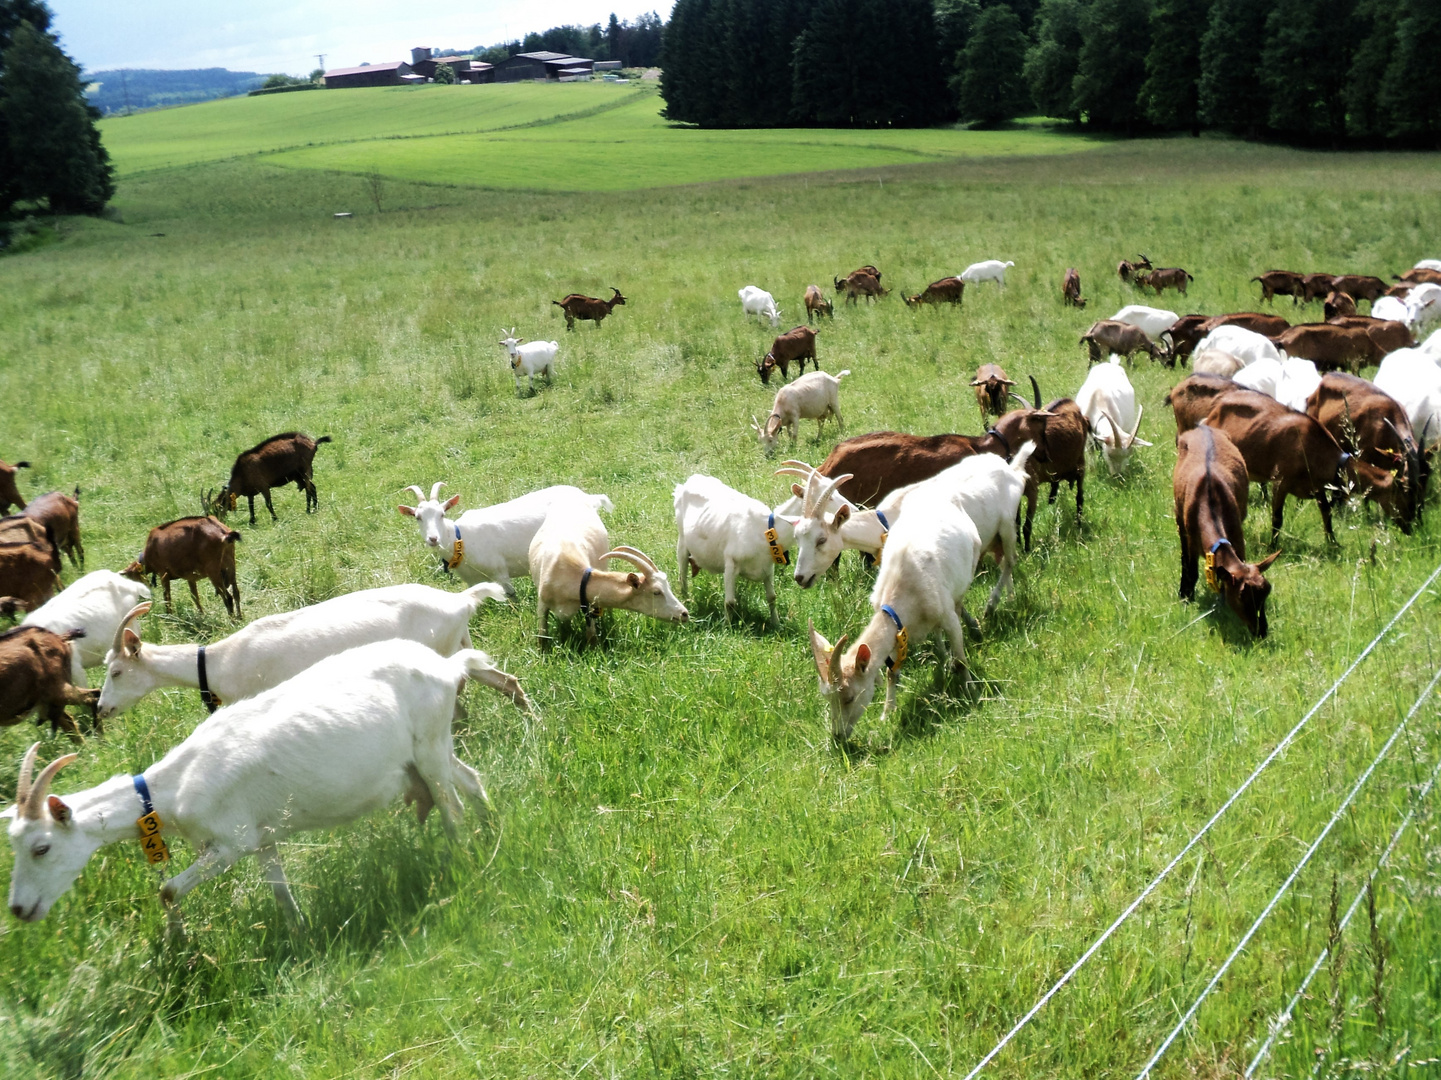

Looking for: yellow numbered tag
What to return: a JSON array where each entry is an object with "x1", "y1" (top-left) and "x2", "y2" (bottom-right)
[
  {"x1": 1204, "y1": 551, "x2": 1219, "y2": 593},
  {"x1": 446, "y1": 538, "x2": 465, "y2": 570},
  {"x1": 875, "y1": 531, "x2": 887, "y2": 567},
  {"x1": 764, "y1": 527, "x2": 789, "y2": 566},
  {"x1": 893, "y1": 627, "x2": 908, "y2": 668},
  {"x1": 136, "y1": 811, "x2": 171, "y2": 864}
]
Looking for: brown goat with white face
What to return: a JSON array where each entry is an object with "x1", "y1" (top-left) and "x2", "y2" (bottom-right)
[
  {"x1": 1173, "y1": 427, "x2": 1279, "y2": 637},
  {"x1": 0, "y1": 460, "x2": 30, "y2": 514},
  {"x1": 0, "y1": 627, "x2": 96, "y2": 742},
  {"x1": 213, "y1": 432, "x2": 332, "y2": 526},
  {"x1": 22, "y1": 490, "x2": 82, "y2": 569},
  {"x1": 124, "y1": 515, "x2": 242, "y2": 617},
  {"x1": 970, "y1": 364, "x2": 1015, "y2": 425}
]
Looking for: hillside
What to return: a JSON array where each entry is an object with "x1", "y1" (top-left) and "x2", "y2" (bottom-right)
[{"x1": 85, "y1": 67, "x2": 266, "y2": 115}]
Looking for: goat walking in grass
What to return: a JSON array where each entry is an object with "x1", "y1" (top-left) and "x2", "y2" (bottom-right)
[
  {"x1": 499, "y1": 329, "x2": 558, "y2": 393},
  {"x1": 752, "y1": 369, "x2": 849, "y2": 454}
]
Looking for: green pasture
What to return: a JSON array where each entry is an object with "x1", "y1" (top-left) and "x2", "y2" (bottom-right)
[{"x1": 1, "y1": 130, "x2": 1440, "y2": 1079}]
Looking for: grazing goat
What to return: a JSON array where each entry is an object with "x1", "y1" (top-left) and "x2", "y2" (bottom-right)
[
  {"x1": 807, "y1": 487, "x2": 981, "y2": 741},
  {"x1": 804, "y1": 285, "x2": 833, "y2": 323},
  {"x1": 528, "y1": 493, "x2": 686, "y2": 649},
  {"x1": 1327, "y1": 315, "x2": 1415, "y2": 356},
  {"x1": 1111, "y1": 304, "x2": 1180, "y2": 342},
  {"x1": 960, "y1": 260, "x2": 1014, "y2": 287},
  {"x1": 904, "y1": 277, "x2": 965, "y2": 307},
  {"x1": 1305, "y1": 372, "x2": 1422, "y2": 531},
  {"x1": 1164, "y1": 314, "x2": 1212, "y2": 361},
  {"x1": 0, "y1": 515, "x2": 53, "y2": 554},
  {"x1": 552, "y1": 287, "x2": 626, "y2": 330},
  {"x1": 1117, "y1": 254, "x2": 1153, "y2": 284},
  {"x1": 1173, "y1": 427, "x2": 1279, "y2": 637},
  {"x1": 1080, "y1": 319, "x2": 1163, "y2": 365},
  {"x1": 1165, "y1": 373, "x2": 1243, "y2": 437},
  {"x1": 0, "y1": 542, "x2": 60, "y2": 614},
  {"x1": 1194, "y1": 325, "x2": 1282, "y2": 367},
  {"x1": 0, "y1": 628, "x2": 93, "y2": 743},
  {"x1": 833, "y1": 271, "x2": 886, "y2": 305},
  {"x1": 1273, "y1": 323, "x2": 1383, "y2": 375},
  {"x1": 751, "y1": 369, "x2": 849, "y2": 454},
  {"x1": 1369, "y1": 297, "x2": 1413, "y2": 325},
  {"x1": 23, "y1": 572, "x2": 152, "y2": 687},
  {"x1": 1300, "y1": 273, "x2": 1338, "y2": 304},
  {"x1": 1062, "y1": 267, "x2": 1086, "y2": 307},
  {"x1": 399, "y1": 482, "x2": 611, "y2": 596},
  {"x1": 1020, "y1": 397, "x2": 1089, "y2": 551},
  {"x1": 1398, "y1": 267, "x2": 1441, "y2": 285},
  {"x1": 1330, "y1": 275, "x2": 1388, "y2": 304},
  {"x1": 213, "y1": 432, "x2": 331, "y2": 526},
  {"x1": 1252, "y1": 270, "x2": 1306, "y2": 304},
  {"x1": 124, "y1": 516, "x2": 241, "y2": 617},
  {"x1": 739, "y1": 286, "x2": 781, "y2": 326},
  {"x1": 1276, "y1": 358, "x2": 1323, "y2": 412},
  {"x1": 1324, "y1": 290, "x2": 1357, "y2": 320},
  {"x1": 1373, "y1": 351, "x2": 1441, "y2": 475},
  {"x1": 1192, "y1": 349, "x2": 1245, "y2": 378},
  {"x1": 1136, "y1": 267, "x2": 1194, "y2": 296},
  {"x1": 499, "y1": 329, "x2": 558, "y2": 394},
  {"x1": 757, "y1": 325, "x2": 817, "y2": 385},
  {"x1": 1203, "y1": 312, "x2": 1291, "y2": 337},
  {"x1": 4, "y1": 641, "x2": 500, "y2": 928},
  {"x1": 1424, "y1": 328, "x2": 1441, "y2": 358},
  {"x1": 1232, "y1": 357, "x2": 1284, "y2": 399},
  {"x1": 0, "y1": 460, "x2": 29, "y2": 513},
  {"x1": 97, "y1": 583, "x2": 528, "y2": 720},
  {"x1": 970, "y1": 364, "x2": 1016, "y2": 425},
  {"x1": 1076, "y1": 357, "x2": 1152, "y2": 476},
  {"x1": 23, "y1": 490, "x2": 81, "y2": 568}
]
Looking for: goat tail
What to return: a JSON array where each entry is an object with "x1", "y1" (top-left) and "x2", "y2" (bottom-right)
[
  {"x1": 1010, "y1": 440, "x2": 1039, "y2": 476},
  {"x1": 224, "y1": 529, "x2": 242, "y2": 544},
  {"x1": 13, "y1": 461, "x2": 29, "y2": 469},
  {"x1": 591, "y1": 494, "x2": 615, "y2": 514},
  {"x1": 315, "y1": 435, "x2": 333, "y2": 445},
  {"x1": 552, "y1": 299, "x2": 563, "y2": 306},
  {"x1": 462, "y1": 582, "x2": 507, "y2": 609},
  {"x1": 835, "y1": 369, "x2": 851, "y2": 381}
]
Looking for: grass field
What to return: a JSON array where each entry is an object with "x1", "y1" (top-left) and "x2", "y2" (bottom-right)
[{"x1": 2, "y1": 106, "x2": 1440, "y2": 1079}]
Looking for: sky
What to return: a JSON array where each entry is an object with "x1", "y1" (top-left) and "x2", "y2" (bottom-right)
[{"x1": 49, "y1": 0, "x2": 672, "y2": 76}]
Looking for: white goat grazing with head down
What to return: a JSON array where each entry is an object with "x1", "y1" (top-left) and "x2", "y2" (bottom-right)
[
  {"x1": 1109, "y1": 304, "x2": 1179, "y2": 342},
  {"x1": 1275, "y1": 358, "x2": 1322, "y2": 412},
  {"x1": 96, "y1": 582, "x2": 532, "y2": 721},
  {"x1": 1193, "y1": 325, "x2": 1282, "y2": 367},
  {"x1": 808, "y1": 484, "x2": 982, "y2": 741},
  {"x1": 738, "y1": 286, "x2": 781, "y2": 327},
  {"x1": 528, "y1": 493, "x2": 688, "y2": 649},
  {"x1": 1374, "y1": 349, "x2": 1441, "y2": 455},
  {"x1": 960, "y1": 260, "x2": 1015, "y2": 286},
  {"x1": 22, "y1": 570, "x2": 151, "y2": 686},
  {"x1": 1075, "y1": 355, "x2": 1152, "y2": 476},
  {"x1": 399, "y1": 481, "x2": 612, "y2": 596},
  {"x1": 6, "y1": 639, "x2": 509, "y2": 928},
  {"x1": 751, "y1": 369, "x2": 849, "y2": 455},
  {"x1": 498, "y1": 328, "x2": 558, "y2": 393}
]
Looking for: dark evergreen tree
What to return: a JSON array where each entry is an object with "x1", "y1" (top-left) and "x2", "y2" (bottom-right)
[
  {"x1": 1342, "y1": 1, "x2": 1394, "y2": 139},
  {"x1": 1071, "y1": 0, "x2": 1151, "y2": 131},
  {"x1": 0, "y1": 0, "x2": 51, "y2": 211},
  {"x1": 1259, "y1": 0, "x2": 1354, "y2": 142},
  {"x1": 606, "y1": 13, "x2": 624, "y2": 60},
  {"x1": 660, "y1": 0, "x2": 723, "y2": 123},
  {"x1": 626, "y1": 13, "x2": 664, "y2": 67},
  {"x1": 1, "y1": 18, "x2": 113, "y2": 214},
  {"x1": 954, "y1": 5, "x2": 1031, "y2": 124},
  {"x1": 1197, "y1": 0, "x2": 1266, "y2": 133},
  {"x1": 1140, "y1": 0, "x2": 1211, "y2": 134},
  {"x1": 1024, "y1": 0, "x2": 1085, "y2": 121},
  {"x1": 1379, "y1": 0, "x2": 1441, "y2": 144}
]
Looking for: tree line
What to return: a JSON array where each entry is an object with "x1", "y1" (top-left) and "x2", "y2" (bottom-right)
[
  {"x1": 477, "y1": 13, "x2": 664, "y2": 69},
  {"x1": 660, "y1": 0, "x2": 1441, "y2": 141}
]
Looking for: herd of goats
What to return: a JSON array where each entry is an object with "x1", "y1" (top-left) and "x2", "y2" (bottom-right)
[{"x1": 3, "y1": 254, "x2": 1441, "y2": 929}]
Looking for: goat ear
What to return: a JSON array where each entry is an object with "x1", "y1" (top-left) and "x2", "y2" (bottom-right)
[
  {"x1": 47, "y1": 795, "x2": 72, "y2": 825},
  {"x1": 398, "y1": 505, "x2": 416, "y2": 517},
  {"x1": 122, "y1": 627, "x2": 142, "y2": 655},
  {"x1": 787, "y1": 517, "x2": 801, "y2": 528},
  {"x1": 791, "y1": 482, "x2": 805, "y2": 498},
  {"x1": 833, "y1": 504, "x2": 851, "y2": 527},
  {"x1": 1132, "y1": 437, "x2": 1154, "y2": 447},
  {"x1": 626, "y1": 572, "x2": 641, "y2": 588},
  {"x1": 443, "y1": 494, "x2": 462, "y2": 511},
  {"x1": 1255, "y1": 550, "x2": 1281, "y2": 572},
  {"x1": 808, "y1": 621, "x2": 834, "y2": 681},
  {"x1": 855, "y1": 642, "x2": 872, "y2": 673},
  {"x1": 0, "y1": 806, "x2": 15, "y2": 822}
]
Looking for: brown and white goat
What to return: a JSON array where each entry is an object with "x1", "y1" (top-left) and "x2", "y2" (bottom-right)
[
  {"x1": 1173, "y1": 427, "x2": 1279, "y2": 637},
  {"x1": 0, "y1": 626, "x2": 96, "y2": 742},
  {"x1": 0, "y1": 459, "x2": 29, "y2": 513},
  {"x1": 552, "y1": 287, "x2": 626, "y2": 330},
  {"x1": 757, "y1": 325, "x2": 818, "y2": 385},
  {"x1": 124, "y1": 516, "x2": 241, "y2": 617},
  {"x1": 904, "y1": 277, "x2": 964, "y2": 307},
  {"x1": 213, "y1": 432, "x2": 331, "y2": 525},
  {"x1": 23, "y1": 490, "x2": 82, "y2": 569},
  {"x1": 803, "y1": 285, "x2": 834, "y2": 323},
  {"x1": 970, "y1": 364, "x2": 1015, "y2": 425},
  {"x1": 1062, "y1": 267, "x2": 1086, "y2": 307}
]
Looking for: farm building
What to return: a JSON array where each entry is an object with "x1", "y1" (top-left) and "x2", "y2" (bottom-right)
[
  {"x1": 408, "y1": 49, "x2": 495, "y2": 83},
  {"x1": 323, "y1": 62, "x2": 423, "y2": 89},
  {"x1": 493, "y1": 51, "x2": 595, "y2": 82}
]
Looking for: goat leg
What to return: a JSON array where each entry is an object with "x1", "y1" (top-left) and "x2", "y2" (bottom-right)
[
  {"x1": 187, "y1": 577, "x2": 204, "y2": 614},
  {"x1": 1317, "y1": 490, "x2": 1337, "y2": 544},
  {"x1": 262, "y1": 489, "x2": 277, "y2": 522},
  {"x1": 1074, "y1": 475, "x2": 1084, "y2": 523},
  {"x1": 258, "y1": 845, "x2": 306, "y2": 930}
]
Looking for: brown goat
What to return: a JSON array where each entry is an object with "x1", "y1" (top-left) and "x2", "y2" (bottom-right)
[
  {"x1": 1324, "y1": 315, "x2": 1414, "y2": 356},
  {"x1": 1136, "y1": 267, "x2": 1194, "y2": 296},
  {"x1": 1164, "y1": 314, "x2": 1212, "y2": 360},
  {"x1": 757, "y1": 325, "x2": 818, "y2": 385},
  {"x1": 23, "y1": 489, "x2": 82, "y2": 568},
  {"x1": 1173, "y1": 426, "x2": 1279, "y2": 637},
  {"x1": 1251, "y1": 270, "x2": 1306, "y2": 304},
  {"x1": 1300, "y1": 273, "x2": 1337, "y2": 304},
  {"x1": 1323, "y1": 290, "x2": 1358, "y2": 320},
  {"x1": 214, "y1": 431, "x2": 332, "y2": 525},
  {"x1": 124, "y1": 515, "x2": 241, "y2": 616},
  {"x1": 1397, "y1": 268, "x2": 1441, "y2": 286},
  {"x1": 833, "y1": 271, "x2": 887, "y2": 305},
  {"x1": 1020, "y1": 397, "x2": 1088, "y2": 551},
  {"x1": 1117, "y1": 254, "x2": 1153, "y2": 283},
  {"x1": 803, "y1": 285, "x2": 834, "y2": 323},
  {"x1": 1062, "y1": 267, "x2": 1086, "y2": 307},
  {"x1": 970, "y1": 364, "x2": 1016, "y2": 426},
  {"x1": 1080, "y1": 320, "x2": 1163, "y2": 365},
  {"x1": 1329, "y1": 275, "x2": 1388, "y2": 304},
  {"x1": 1203, "y1": 312, "x2": 1291, "y2": 337},
  {"x1": 0, "y1": 459, "x2": 30, "y2": 513},
  {"x1": 0, "y1": 542, "x2": 61, "y2": 613},
  {"x1": 0, "y1": 515, "x2": 52, "y2": 552},
  {"x1": 552, "y1": 287, "x2": 626, "y2": 330},
  {"x1": 0, "y1": 626, "x2": 95, "y2": 742},
  {"x1": 904, "y1": 277, "x2": 965, "y2": 307},
  {"x1": 1273, "y1": 324, "x2": 1384, "y2": 375},
  {"x1": 1305, "y1": 372, "x2": 1423, "y2": 533},
  {"x1": 1164, "y1": 373, "x2": 1242, "y2": 438}
]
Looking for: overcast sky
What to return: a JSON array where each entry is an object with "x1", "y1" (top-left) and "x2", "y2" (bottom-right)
[{"x1": 49, "y1": 0, "x2": 672, "y2": 76}]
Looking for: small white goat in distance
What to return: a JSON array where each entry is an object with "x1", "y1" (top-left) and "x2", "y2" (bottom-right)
[
  {"x1": 1075, "y1": 356, "x2": 1152, "y2": 476},
  {"x1": 22, "y1": 570, "x2": 151, "y2": 686},
  {"x1": 5, "y1": 639, "x2": 507, "y2": 929},
  {"x1": 751, "y1": 369, "x2": 849, "y2": 455},
  {"x1": 399, "y1": 481, "x2": 612, "y2": 596},
  {"x1": 97, "y1": 582, "x2": 531, "y2": 721},
  {"x1": 528, "y1": 493, "x2": 688, "y2": 649},
  {"x1": 960, "y1": 260, "x2": 1015, "y2": 286},
  {"x1": 498, "y1": 328, "x2": 558, "y2": 393},
  {"x1": 808, "y1": 485, "x2": 983, "y2": 741},
  {"x1": 738, "y1": 286, "x2": 781, "y2": 327}
]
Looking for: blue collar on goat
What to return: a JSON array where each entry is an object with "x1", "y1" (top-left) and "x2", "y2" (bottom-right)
[{"x1": 880, "y1": 604, "x2": 908, "y2": 670}]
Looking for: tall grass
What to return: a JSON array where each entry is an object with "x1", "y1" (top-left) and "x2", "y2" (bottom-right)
[{"x1": 0, "y1": 138, "x2": 1439, "y2": 1078}]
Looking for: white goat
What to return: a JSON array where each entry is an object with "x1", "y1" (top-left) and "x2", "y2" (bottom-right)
[
  {"x1": 1275, "y1": 358, "x2": 1322, "y2": 412},
  {"x1": 21, "y1": 571, "x2": 151, "y2": 686},
  {"x1": 1370, "y1": 296, "x2": 1412, "y2": 325},
  {"x1": 399, "y1": 481, "x2": 611, "y2": 595},
  {"x1": 5, "y1": 639, "x2": 506, "y2": 927},
  {"x1": 1075, "y1": 356, "x2": 1152, "y2": 476},
  {"x1": 1405, "y1": 283, "x2": 1441, "y2": 333},
  {"x1": 1191, "y1": 349, "x2": 1245, "y2": 377},
  {"x1": 498, "y1": 328, "x2": 558, "y2": 392},
  {"x1": 808, "y1": 487, "x2": 982, "y2": 741},
  {"x1": 738, "y1": 286, "x2": 781, "y2": 327},
  {"x1": 960, "y1": 260, "x2": 1014, "y2": 286},
  {"x1": 777, "y1": 463, "x2": 912, "y2": 585},
  {"x1": 1110, "y1": 304, "x2": 1179, "y2": 342},
  {"x1": 96, "y1": 583, "x2": 531, "y2": 720},
  {"x1": 1232, "y1": 356, "x2": 1284, "y2": 399},
  {"x1": 1422, "y1": 328, "x2": 1441, "y2": 359},
  {"x1": 1375, "y1": 349, "x2": 1441, "y2": 451},
  {"x1": 1414, "y1": 259, "x2": 1441, "y2": 272},
  {"x1": 1193, "y1": 325, "x2": 1282, "y2": 367},
  {"x1": 751, "y1": 369, "x2": 849, "y2": 454},
  {"x1": 528, "y1": 493, "x2": 687, "y2": 648}
]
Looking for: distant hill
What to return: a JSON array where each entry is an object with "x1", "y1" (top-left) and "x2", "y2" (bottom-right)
[{"x1": 86, "y1": 68, "x2": 267, "y2": 115}]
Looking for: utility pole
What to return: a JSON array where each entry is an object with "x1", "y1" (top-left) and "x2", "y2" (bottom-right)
[
  {"x1": 121, "y1": 69, "x2": 131, "y2": 115},
  {"x1": 315, "y1": 54, "x2": 326, "y2": 74}
]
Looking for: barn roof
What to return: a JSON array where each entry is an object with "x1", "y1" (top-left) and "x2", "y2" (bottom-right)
[
  {"x1": 326, "y1": 61, "x2": 409, "y2": 77},
  {"x1": 547, "y1": 56, "x2": 592, "y2": 66},
  {"x1": 511, "y1": 51, "x2": 572, "y2": 62}
]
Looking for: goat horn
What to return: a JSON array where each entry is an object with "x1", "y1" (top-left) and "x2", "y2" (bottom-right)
[
  {"x1": 1001, "y1": 378, "x2": 1017, "y2": 386},
  {"x1": 24, "y1": 751, "x2": 78, "y2": 821},
  {"x1": 773, "y1": 467, "x2": 816, "y2": 480},
  {"x1": 111, "y1": 601, "x2": 152, "y2": 657},
  {"x1": 1029, "y1": 375, "x2": 1042, "y2": 410},
  {"x1": 1008, "y1": 392, "x2": 1032, "y2": 407},
  {"x1": 403, "y1": 485, "x2": 425, "y2": 501},
  {"x1": 600, "y1": 547, "x2": 657, "y2": 576},
  {"x1": 968, "y1": 378, "x2": 984, "y2": 386},
  {"x1": 429, "y1": 481, "x2": 446, "y2": 502},
  {"x1": 14, "y1": 742, "x2": 40, "y2": 813},
  {"x1": 778, "y1": 459, "x2": 816, "y2": 473},
  {"x1": 816, "y1": 473, "x2": 853, "y2": 514},
  {"x1": 800, "y1": 470, "x2": 825, "y2": 516},
  {"x1": 1129, "y1": 404, "x2": 1144, "y2": 446}
]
